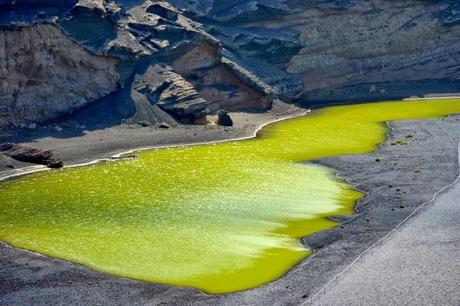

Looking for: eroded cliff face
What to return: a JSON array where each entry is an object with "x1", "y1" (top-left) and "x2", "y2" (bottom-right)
[
  {"x1": 0, "y1": 0, "x2": 274, "y2": 127},
  {"x1": 0, "y1": 24, "x2": 119, "y2": 128},
  {"x1": 174, "y1": 0, "x2": 460, "y2": 103},
  {"x1": 1, "y1": 0, "x2": 459, "y2": 128},
  {"x1": 171, "y1": 42, "x2": 271, "y2": 114}
]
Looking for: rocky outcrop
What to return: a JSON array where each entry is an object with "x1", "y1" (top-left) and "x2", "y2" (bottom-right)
[
  {"x1": 171, "y1": 42, "x2": 271, "y2": 114},
  {"x1": 60, "y1": 0, "x2": 120, "y2": 50},
  {"x1": 1, "y1": 0, "x2": 459, "y2": 128},
  {"x1": 0, "y1": 143, "x2": 63, "y2": 168},
  {"x1": 133, "y1": 64, "x2": 208, "y2": 122},
  {"x1": 0, "y1": 0, "x2": 276, "y2": 128},
  {"x1": 177, "y1": 0, "x2": 460, "y2": 104},
  {"x1": 119, "y1": 1, "x2": 272, "y2": 119},
  {"x1": 438, "y1": 3, "x2": 460, "y2": 26},
  {"x1": 0, "y1": 24, "x2": 119, "y2": 128},
  {"x1": 285, "y1": 1, "x2": 460, "y2": 102}
]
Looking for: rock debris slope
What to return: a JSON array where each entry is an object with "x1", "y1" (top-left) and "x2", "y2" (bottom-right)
[{"x1": 1, "y1": 0, "x2": 460, "y2": 128}]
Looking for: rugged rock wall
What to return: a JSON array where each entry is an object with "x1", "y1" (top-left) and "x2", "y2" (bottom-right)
[
  {"x1": 1, "y1": 0, "x2": 459, "y2": 128},
  {"x1": 173, "y1": 0, "x2": 460, "y2": 104},
  {"x1": 0, "y1": 24, "x2": 119, "y2": 128},
  {"x1": 0, "y1": 0, "x2": 274, "y2": 127}
]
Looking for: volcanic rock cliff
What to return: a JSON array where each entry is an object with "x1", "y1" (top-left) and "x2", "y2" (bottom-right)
[
  {"x1": 0, "y1": 0, "x2": 459, "y2": 128},
  {"x1": 0, "y1": 24, "x2": 119, "y2": 128},
  {"x1": 172, "y1": 0, "x2": 460, "y2": 104}
]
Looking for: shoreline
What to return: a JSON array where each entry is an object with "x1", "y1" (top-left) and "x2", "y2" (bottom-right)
[
  {"x1": 0, "y1": 109, "x2": 307, "y2": 182},
  {"x1": 304, "y1": 142, "x2": 460, "y2": 305},
  {"x1": 403, "y1": 95, "x2": 460, "y2": 100},
  {"x1": 1, "y1": 96, "x2": 457, "y2": 182},
  {"x1": 0, "y1": 101, "x2": 306, "y2": 181}
]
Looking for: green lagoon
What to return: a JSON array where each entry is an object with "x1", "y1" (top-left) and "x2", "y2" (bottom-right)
[{"x1": 1, "y1": 99, "x2": 460, "y2": 293}]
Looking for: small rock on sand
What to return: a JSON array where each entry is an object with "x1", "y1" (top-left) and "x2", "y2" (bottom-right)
[
  {"x1": 158, "y1": 122, "x2": 171, "y2": 129},
  {"x1": 0, "y1": 143, "x2": 63, "y2": 169},
  {"x1": 217, "y1": 110, "x2": 233, "y2": 127}
]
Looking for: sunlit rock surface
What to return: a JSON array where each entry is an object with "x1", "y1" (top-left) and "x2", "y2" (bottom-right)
[{"x1": 0, "y1": 24, "x2": 119, "y2": 128}]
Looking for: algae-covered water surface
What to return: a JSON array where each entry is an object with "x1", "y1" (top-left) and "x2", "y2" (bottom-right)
[{"x1": 1, "y1": 99, "x2": 460, "y2": 293}]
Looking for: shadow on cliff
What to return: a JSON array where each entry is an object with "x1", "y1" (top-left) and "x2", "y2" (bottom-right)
[
  {"x1": 0, "y1": 61, "x2": 176, "y2": 143},
  {"x1": 0, "y1": 90, "x2": 134, "y2": 144}
]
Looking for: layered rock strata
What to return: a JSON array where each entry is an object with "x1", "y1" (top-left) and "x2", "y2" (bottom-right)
[{"x1": 1, "y1": 0, "x2": 459, "y2": 127}]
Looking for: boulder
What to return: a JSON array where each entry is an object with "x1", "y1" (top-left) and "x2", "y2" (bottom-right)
[
  {"x1": 158, "y1": 122, "x2": 172, "y2": 129},
  {"x1": 138, "y1": 121, "x2": 150, "y2": 127},
  {"x1": 47, "y1": 159, "x2": 64, "y2": 169},
  {"x1": 216, "y1": 110, "x2": 233, "y2": 127},
  {"x1": 0, "y1": 143, "x2": 63, "y2": 168}
]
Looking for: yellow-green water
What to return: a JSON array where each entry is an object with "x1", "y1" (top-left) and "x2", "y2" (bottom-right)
[{"x1": 1, "y1": 99, "x2": 460, "y2": 294}]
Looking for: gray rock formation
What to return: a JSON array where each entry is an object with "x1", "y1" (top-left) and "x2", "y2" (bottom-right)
[
  {"x1": 0, "y1": 24, "x2": 119, "y2": 128},
  {"x1": 1, "y1": 0, "x2": 459, "y2": 128},
  {"x1": 176, "y1": 0, "x2": 460, "y2": 104},
  {"x1": 216, "y1": 110, "x2": 233, "y2": 127},
  {"x1": 0, "y1": 143, "x2": 63, "y2": 168},
  {"x1": 133, "y1": 64, "x2": 208, "y2": 122},
  {"x1": 0, "y1": 0, "x2": 274, "y2": 128}
]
